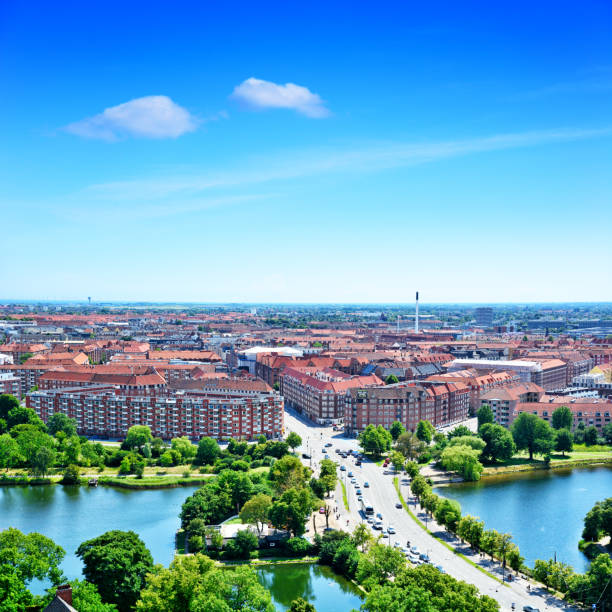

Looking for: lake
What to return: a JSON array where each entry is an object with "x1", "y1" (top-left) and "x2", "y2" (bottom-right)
[
  {"x1": 0, "y1": 483, "x2": 199, "y2": 592},
  {"x1": 434, "y1": 466, "x2": 612, "y2": 572},
  {"x1": 256, "y1": 563, "x2": 363, "y2": 612}
]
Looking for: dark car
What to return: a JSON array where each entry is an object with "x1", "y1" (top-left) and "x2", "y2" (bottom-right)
[
  {"x1": 522, "y1": 607, "x2": 540, "y2": 612},
  {"x1": 301, "y1": 453, "x2": 311, "y2": 459}
]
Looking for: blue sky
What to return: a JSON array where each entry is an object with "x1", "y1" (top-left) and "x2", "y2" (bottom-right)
[{"x1": 1, "y1": 1, "x2": 611, "y2": 303}]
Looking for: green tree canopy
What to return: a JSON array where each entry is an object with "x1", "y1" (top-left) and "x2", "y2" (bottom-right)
[
  {"x1": 0, "y1": 527, "x2": 65, "y2": 586},
  {"x1": 396, "y1": 432, "x2": 425, "y2": 460},
  {"x1": 0, "y1": 433, "x2": 22, "y2": 470},
  {"x1": 476, "y1": 405, "x2": 494, "y2": 429},
  {"x1": 76, "y1": 530, "x2": 154, "y2": 612},
  {"x1": 240, "y1": 493, "x2": 273, "y2": 535},
  {"x1": 135, "y1": 553, "x2": 274, "y2": 612},
  {"x1": 389, "y1": 421, "x2": 406, "y2": 441},
  {"x1": 478, "y1": 423, "x2": 516, "y2": 463},
  {"x1": 286, "y1": 431, "x2": 302, "y2": 450},
  {"x1": 269, "y1": 487, "x2": 318, "y2": 537},
  {"x1": 385, "y1": 374, "x2": 400, "y2": 385},
  {"x1": 415, "y1": 420, "x2": 435, "y2": 444},
  {"x1": 289, "y1": 597, "x2": 317, "y2": 612},
  {"x1": 359, "y1": 424, "x2": 393, "y2": 457},
  {"x1": 511, "y1": 412, "x2": 556, "y2": 460},
  {"x1": 170, "y1": 437, "x2": 196, "y2": 462},
  {"x1": 555, "y1": 428, "x2": 573, "y2": 456},
  {"x1": 551, "y1": 405, "x2": 573, "y2": 430},
  {"x1": 47, "y1": 412, "x2": 77, "y2": 437},
  {"x1": 270, "y1": 454, "x2": 311, "y2": 493},
  {"x1": 45, "y1": 579, "x2": 117, "y2": 612},
  {"x1": 439, "y1": 445, "x2": 483, "y2": 481},
  {"x1": 195, "y1": 437, "x2": 220, "y2": 465},
  {"x1": 123, "y1": 425, "x2": 153, "y2": 452}
]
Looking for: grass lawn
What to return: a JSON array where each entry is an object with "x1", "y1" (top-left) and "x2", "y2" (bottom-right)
[
  {"x1": 340, "y1": 479, "x2": 349, "y2": 511},
  {"x1": 222, "y1": 517, "x2": 243, "y2": 525}
]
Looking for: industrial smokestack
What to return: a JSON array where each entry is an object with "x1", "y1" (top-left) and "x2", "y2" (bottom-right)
[{"x1": 415, "y1": 291, "x2": 419, "y2": 333}]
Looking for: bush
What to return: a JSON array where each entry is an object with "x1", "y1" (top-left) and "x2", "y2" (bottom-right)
[
  {"x1": 224, "y1": 530, "x2": 258, "y2": 559},
  {"x1": 61, "y1": 464, "x2": 81, "y2": 485},
  {"x1": 284, "y1": 537, "x2": 312, "y2": 556},
  {"x1": 231, "y1": 460, "x2": 249, "y2": 472}
]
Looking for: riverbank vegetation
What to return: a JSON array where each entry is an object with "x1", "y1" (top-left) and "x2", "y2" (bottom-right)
[{"x1": 362, "y1": 404, "x2": 612, "y2": 483}]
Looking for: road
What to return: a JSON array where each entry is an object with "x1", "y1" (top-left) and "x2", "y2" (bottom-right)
[{"x1": 284, "y1": 407, "x2": 578, "y2": 612}]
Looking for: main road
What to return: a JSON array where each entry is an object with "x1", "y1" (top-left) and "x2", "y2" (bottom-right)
[{"x1": 284, "y1": 407, "x2": 577, "y2": 612}]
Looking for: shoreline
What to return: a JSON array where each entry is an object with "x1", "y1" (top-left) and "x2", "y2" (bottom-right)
[
  {"x1": 0, "y1": 474, "x2": 208, "y2": 490},
  {"x1": 431, "y1": 455, "x2": 612, "y2": 487}
]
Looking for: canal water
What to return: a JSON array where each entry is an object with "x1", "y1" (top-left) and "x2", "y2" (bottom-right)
[
  {"x1": 0, "y1": 484, "x2": 199, "y2": 592},
  {"x1": 434, "y1": 466, "x2": 612, "y2": 572},
  {"x1": 256, "y1": 563, "x2": 363, "y2": 612}
]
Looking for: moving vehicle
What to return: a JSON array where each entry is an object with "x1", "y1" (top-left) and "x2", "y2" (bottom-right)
[
  {"x1": 356, "y1": 489, "x2": 362, "y2": 495},
  {"x1": 363, "y1": 482, "x2": 369, "y2": 487},
  {"x1": 387, "y1": 526, "x2": 396, "y2": 534},
  {"x1": 348, "y1": 471, "x2": 354, "y2": 477},
  {"x1": 411, "y1": 546, "x2": 419, "y2": 555},
  {"x1": 360, "y1": 499, "x2": 374, "y2": 515},
  {"x1": 376, "y1": 512, "x2": 383, "y2": 520},
  {"x1": 340, "y1": 465, "x2": 346, "y2": 471},
  {"x1": 395, "y1": 502, "x2": 403, "y2": 509},
  {"x1": 522, "y1": 607, "x2": 540, "y2": 612},
  {"x1": 302, "y1": 453, "x2": 311, "y2": 459},
  {"x1": 325, "y1": 442, "x2": 332, "y2": 447}
]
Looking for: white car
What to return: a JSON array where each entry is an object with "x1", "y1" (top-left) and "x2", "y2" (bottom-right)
[{"x1": 387, "y1": 526, "x2": 396, "y2": 534}]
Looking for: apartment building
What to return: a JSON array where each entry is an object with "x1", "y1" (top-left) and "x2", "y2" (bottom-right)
[
  {"x1": 514, "y1": 397, "x2": 612, "y2": 432},
  {"x1": 480, "y1": 382, "x2": 545, "y2": 427},
  {"x1": 344, "y1": 381, "x2": 469, "y2": 436},
  {"x1": 281, "y1": 367, "x2": 382, "y2": 424},
  {"x1": 27, "y1": 385, "x2": 283, "y2": 441}
]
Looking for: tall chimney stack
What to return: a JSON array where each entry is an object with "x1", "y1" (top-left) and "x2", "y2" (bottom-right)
[{"x1": 415, "y1": 291, "x2": 419, "y2": 333}]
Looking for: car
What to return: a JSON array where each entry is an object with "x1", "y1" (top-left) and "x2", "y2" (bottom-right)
[
  {"x1": 419, "y1": 553, "x2": 430, "y2": 562},
  {"x1": 411, "y1": 546, "x2": 419, "y2": 554},
  {"x1": 340, "y1": 465, "x2": 346, "y2": 471},
  {"x1": 435, "y1": 564, "x2": 445, "y2": 574},
  {"x1": 323, "y1": 527, "x2": 336, "y2": 533},
  {"x1": 325, "y1": 442, "x2": 332, "y2": 447},
  {"x1": 380, "y1": 527, "x2": 387, "y2": 535},
  {"x1": 522, "y1": 607, "x2": 541, "y2": 612},
  {"x1": 363, "y1": 482, "x2": 369, "y2": 487},
  {"x1": 348, "y1": 471, "x2": 354, "y2": 477},
  {"x1": 357, "y1": 495, "x2": 363, "y2": 501},
  {"x1": 355, "y1": 460, "x2": 362, "y2": 466},
  {"x1": 395, "y1": 502, "x2": 403, "y2": 509},
  {"x1": 319, "y1": 507, "x2": 326, "y2": 514},
  {"x1": 356, "y1": 489, "x2": 362, "y2": 495},
  {"x1": 387, "y1": 526, "x2": 396, "y2": 534},
  {"x1": 301, "y1": 453, "x2": 311, "y2": 459},
  {"x1": 350, "y1": 478, "x2": 357, "y2": 483},
  {"x1": 366, "y1": 516, "x2": 374, "y2": 524},
  {"x1": 376, "y1": 513, "x2": 383, "y2": 519},
  {"x1": 372, "y1": 523, "x2": 382, "y2": 530},
  {"x1": 383, "y1": 470, "x2": 390, "y2": 475},
  {"x1": 393, "y1": 541, "x2": 401, "y2": 548}
]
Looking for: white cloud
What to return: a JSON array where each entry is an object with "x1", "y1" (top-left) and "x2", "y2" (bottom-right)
[
  {"x1": 231, "y1": 77, "x2": 329, "y2": 118},
  {"x1": 64, "y1": 96, "x2": 198, "y2": 140}
]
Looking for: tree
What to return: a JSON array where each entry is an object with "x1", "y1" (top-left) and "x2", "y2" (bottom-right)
[
  {"x1": 601, "y1": 423, "x2": 612, "y2": 445},
  {"x1": 457, "y1": 515, "x2": 484, "y2": 551},
  {"x1": 0, "y1": 433, "x2": 21, "y2": 470},
  {"x1": 289, "y1": 597, "x2": 317, "y2": 612},
  {"x1": 47, "y1": 412, "x2": 77, "y2": 437},
  {"x1": 352, "y1": 523, "x2": 372, "y2": 552},
  {"x1": 15, "y1": 427, "x2": 54, "y2": 465},
  {"x1": 447, "y1": 425, "x2": 474, "y2": 439},
  {"x1": 410, "y1": 475, "x2": 429, "y2": 501},
  {"x1": 269, "y1": 487, "x2": 317, "y2": 536},
  {"x1": 478, "y1": 423, "x2": 516, "y2": 463},
  {"x1": 584, "y1": 425, "x2": 599, "y2": 446},
  {"x1": 225, "y1": 529, "x2": 258, "y2": 559},
  {"x1": 551, "y1": 405, "x2": 573, "y2": 430},
  {"x1": 195, "y1": 437, "x2": 220, "y2": 465},
  {"x1": 396, "y1": 432, "x2": 425, "y2": 460},
  {"x1": 415, "y1": 421, "x2": 435, "y2": 444},
  {"x1": 0, "y1": 394, "x2": 19, "y2": 423},
  {"x1": 439, "y1": 444, "x2": 483, "y2": 481},
  {"x1": 270, "y1": 454, "x2": 311, "y2": 493},
  {"x1": 359, "y1": 424, "x2": 392, "y2": 457},
  {"x1": 7, "y1": 405, "x2": 46, "y2": 430},
  {"x1": 477, "y1": 405, "x2": 494, "y2": 429},
  {"x1": 390, "y1": 450, "x2": 405, "y2": 472},
  {"x1": 31, "y1": 445, "x2": 56, "y2": 476},
  {"x1": 434, "y1": 499, "x2": 462, "y2": 532},
  {"x1": 0, "y1": 563, "x2": 33, "y2": 610},
  {"x1": 404, "y1": 460, "x2": 419, "y2": 478},
  {"x1": 318, "y1": 458, "x2": 337, "y2": 497},
  {"x1": 385, "y1": 374, "x2": 399, "y2": 385},
  {"x1": 135, "y1": 553, "x2": 274, "y2": 612},
  {"x1": 480, "y1": 529, "x2": 501, "y2": 560},
  {"x1": 170, "y1": 437, "x2": 196, "y2": 463},
  {"x1": 495, "y1": 533, "x2": 513, "y2": 568},
  {"x1": 61, "y1": 464, "x2": 81, "y2": 485},
  {"x1": 0, "y1": 527, "x2": 65, "y2": 586},
  {"x1": 356, "y1": 542, "x2": 406, "y2": 588},
  {"x1": 582, "y1": 498, "x2": 612, "y2": 541},
  {"x1": 555, "y1": 428, "x2": 573, "y2": 456},
  {"x1": 511, "y1": 412, "x2": 555, "y2": 460},
  {"x1": 286, "y1": 431, "x2": 302, "y2": 451},
  {"x1": 240, "y1": 494, "x2": 272, "y2": 535},
  {"x1": 390, "y1": 421, "x2": 406, "y2": 441},
  {"x1": 76, "y1": 530, "x2": 154, "y2": 612},
  {"x1": 123, "y1": 425, "x2": 152, "y2": 452},
  {"x1": 45, "y1": 579, "x2": 117, "y2": 612}
]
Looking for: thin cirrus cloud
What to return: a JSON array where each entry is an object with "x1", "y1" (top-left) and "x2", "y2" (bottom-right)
[
  {"x1": 231, "y1": 77, "x2": 330, "y2": 118},
  {"x1": 64, "y1": 95, "x2": 199, "y2": 140}
]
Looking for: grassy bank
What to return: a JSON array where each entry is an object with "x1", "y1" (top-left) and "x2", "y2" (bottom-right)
[
  {"x1": 340, "y1": 479, "x2": 349, "y2": 511},
  {"x1": 0, "y1": 474, "x2": 54, "y2": 486},
  {"x1": 97, "y1": 475, "x2": 211, "y2": 489},
  {"x1": 482, "y1": 451, "x2": 612, "y2": 477}
]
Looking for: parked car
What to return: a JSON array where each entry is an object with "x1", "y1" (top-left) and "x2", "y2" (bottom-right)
[
  {"x1": 419, "y1": 553, "x2": 430, "y2": 562},
  {"x1": 411, "y1": 546, "x2": 419, "y2": 555},
  {"x1": 372, "y1": 523, "x2": 383, "y2": 530},
  {"x1": 435, "y1": 564, "x2": 445, "y2": 574}
]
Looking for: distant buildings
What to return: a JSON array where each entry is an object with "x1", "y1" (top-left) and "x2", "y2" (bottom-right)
[{"x1": 474, "y1": 307, "x2": 494, "y2": 328}]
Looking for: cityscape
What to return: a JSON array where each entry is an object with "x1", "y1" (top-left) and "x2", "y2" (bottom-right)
[{"x1": 2, "y1": 2, "x2": 612, "y2": 612}]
